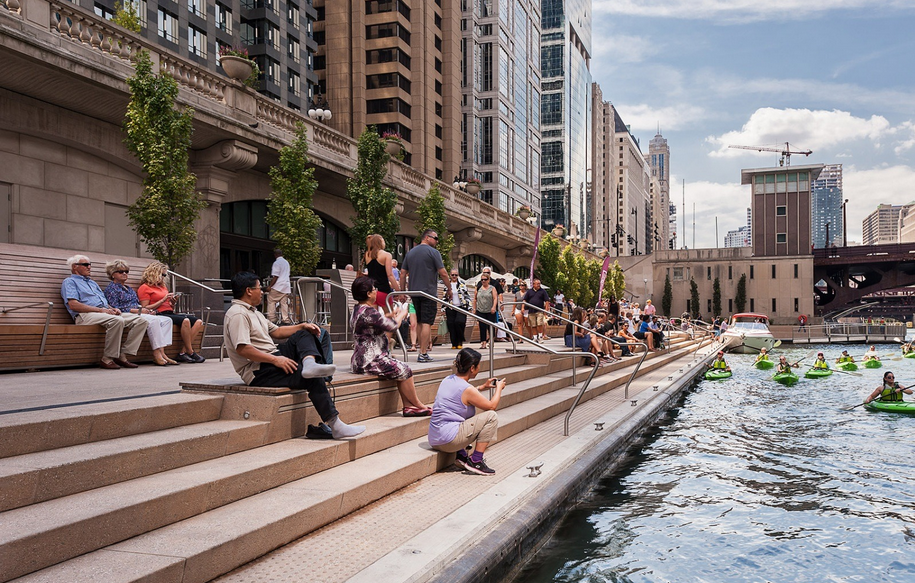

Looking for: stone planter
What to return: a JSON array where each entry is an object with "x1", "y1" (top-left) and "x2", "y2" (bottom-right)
[
  {"x1": 384, "y1": 139, "x2": 403, "y2": 156},
  {"x1": 466, "y1": 183, "x2": 481, "y2": 195},
  {"x1": 579, "y1": 239, "x2": 590, "y2": 250},
  {"x1": 517, "y1": 208, "x2": 531, "y2": 220},
  {"x1": 221, "y1": 55, "x2": 254, "y2": 82},
  {"x1": 599, "y1": 249, "x2": 609, "y2": 258},
  {"x1": 552, "y1": 227, "x2": 565, "y2": 237}
]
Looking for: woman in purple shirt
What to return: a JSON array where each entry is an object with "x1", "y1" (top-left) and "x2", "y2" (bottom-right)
[{"x1": 428, "y1": 348, "x2": 505, "y2": 475}]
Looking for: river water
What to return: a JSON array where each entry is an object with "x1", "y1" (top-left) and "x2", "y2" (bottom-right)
[{"x1": 517, "y1": 343, "x2": 915, "y2": 583}]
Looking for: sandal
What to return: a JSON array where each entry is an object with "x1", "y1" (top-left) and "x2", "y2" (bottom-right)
[{"x1": 403, "y1": 406, "x2": 432, "y2": 417}]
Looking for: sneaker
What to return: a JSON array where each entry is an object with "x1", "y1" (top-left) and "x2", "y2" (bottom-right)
[
  {"x1": 454, "y1": 451, "x2": 470, "y2": 471},
  {"x1": 175, "y1": 352, "x2": 195, "y2": 363},
  {"x1": 417, "y1": 353, "x2": 434, "y2": 363},
  {"x1": 190, "y1": 352, "x2": 206, "y2": 363},
  {"x1": 465, "y1": 458, "x2": 495, "y2": 476}
]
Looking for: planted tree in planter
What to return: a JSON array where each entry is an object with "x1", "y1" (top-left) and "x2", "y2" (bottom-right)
[
  {"x1": 124, "y1": 51, "x2": 204, "y2": 267},
  {"x1": 662, "y1": 273, "x2": 672, "y2": 317},
  {"x1": 735, "y1": 273, "x2": 747, "y2": 313},
  {"x1": 604, "y1": 260, "x2": 626, "y2": 304},
  {"x1": 689, "y1": 277, "x2": 700, "y2": 318},
  {"x1": 218, "y1": 46, "x2": 260, "y2": 88},
  {"x1": 266, "y1": 123, "x2": 322, "y2": 275},
  {"x1": 713, "y1": 277, "x2": 722, "y2": 317},
  {"x1": 536, "y1": 233, "x2": 562, "y2": 289},
  {"x1": 416, "y1": 184, "x2": 455, "y2": 270},
  {"x1": 348, "y1": 126, "x2": 399, "y2": 252}
]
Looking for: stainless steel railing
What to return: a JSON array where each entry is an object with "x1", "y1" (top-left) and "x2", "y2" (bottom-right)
[
  {"x1": 0, "y1": 301, "x2": 54, "y2": 355},
  {"x1": 296, "y1": 277, "x2": 353, "y2": 341}
]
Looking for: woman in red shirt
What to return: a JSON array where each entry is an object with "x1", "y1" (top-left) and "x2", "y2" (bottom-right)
[{"x1": 137, "y1": 262, "x2": 205, "y2": 363}]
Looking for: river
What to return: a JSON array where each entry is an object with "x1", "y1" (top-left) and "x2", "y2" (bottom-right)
[{"x1": 517, "y1": 343, "x2": 915, "y2": 583}]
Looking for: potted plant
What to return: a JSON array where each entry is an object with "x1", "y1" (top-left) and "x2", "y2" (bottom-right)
[
  {"x1": 381, "y1": 131, "x2": 405, "y2": 158},
  {"x1": 552, "y1": 224, "x2": 565, "y2": 237},
  {"x1": 219, "y1": 46, "x2": 260, "y2": 88},
  {"x1": 599, "y1": 249, "x2": 610, "y2": 258},
  {"x1": 465, "y1": 177, "x2": 482, "y2": 195},
  {"x1": 517, "y1": 205, "x2": 532, "y2": 220},
  {"x1": 579, "y1": 238, "x2": 590, "y2": 250}
]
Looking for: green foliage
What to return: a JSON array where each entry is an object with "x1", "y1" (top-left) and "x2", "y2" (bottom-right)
[
  {"x1": 113, "y1": 1, "x2": 142, "y2": 33},
  {"x1": 604, "y1": 261, "x2": 626, "y2": 304},
  {"x1": 536, "y1": 233, "x2": 561, "y2": 289},
  {"x1": 689, "y1": 277, "x2": 700, "y2": 317},
  {"x1": 574, "y1": 253, "x2": 593, "y2": 308},
  {"x1": 713, "y1": 277, "x2": 722, "y2": 317},
  {"x1": 348, "y1": 126, "x2": 399, "y2": 253},
  {"x1": 124, "y1": 51, "x2": 204, "y2": 267},
  {"x1": 559, "y1": 245, "x2": 579, "y2": 303},
  {"x1": 266, "y1": 123, "x2": 322, "y2": 276},
  {"x1": 415, "y1": 184, "x2": 454, "y2": 270},
  {"x1": 735, "y1": 273, "x2": 748, "y2": 313},
  {"x1": 661, "y1": 274, "x2": 672, "y2": 317}
]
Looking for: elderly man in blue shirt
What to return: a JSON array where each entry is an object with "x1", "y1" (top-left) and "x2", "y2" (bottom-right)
[{"x1": 61, "y1": 254, "x2": 148, "y2": 369}]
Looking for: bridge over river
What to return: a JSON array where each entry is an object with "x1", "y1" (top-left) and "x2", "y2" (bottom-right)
[{"x1": 814, "y1": 243, "x2": 915, "y2": 316}]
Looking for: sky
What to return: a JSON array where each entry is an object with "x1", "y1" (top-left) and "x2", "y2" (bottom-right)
[{"x1": 590, "y1": 0, "x2": 915, "y2": 248}]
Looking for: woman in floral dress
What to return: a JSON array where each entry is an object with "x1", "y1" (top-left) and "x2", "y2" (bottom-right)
[{"x1": 350, "y1": 276, "x2": 431, "y2": 416}]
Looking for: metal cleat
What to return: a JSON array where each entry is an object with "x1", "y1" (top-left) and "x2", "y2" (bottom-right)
[
  {"x1": 631, "y1": 400, "x2": 638, "y2": 406},
  {"x1": 653, "y1": 385, "x2": 659, "y2": 391},
  {"x1": 594, "y1": 422, "x2": 605, "y2": 431},
  {"x1": 526, "y1": 462, "x2": 544, "y2": 477}
]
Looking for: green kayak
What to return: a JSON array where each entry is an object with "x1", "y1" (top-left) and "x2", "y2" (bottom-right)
[
  {"x1": 837, "y1": 361, "x2": 858, "y2": 371},
  {"x1": 805, "y1": 368, "x2": 833, "y2": 379},
  {"x1": 754, "y1": 359, "x2": 775, "y2": 370},
  {"x1": 904, "y1": 352, "x2": 915, "y2": 359},
  {"x1": 773, "y1": 371, "x2": 800, "y2": 386},
  {"x1": 864, "y1": 400, "x2": 915, "y2": 414},
  {"x1": 705, "y1": 369, "x2": 732, "y2": 381},
  {"x1": 864, "y1": 359, "x2": 883, "y2": 369}
]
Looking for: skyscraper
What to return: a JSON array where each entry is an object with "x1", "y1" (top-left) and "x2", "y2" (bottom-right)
[
  {"x1": 648, "y1": 131, "x2": 670, "y2": 253},
  {"x1": 810, "y1": 164, "x2": 843, "y2": 248},
  {"x1": 863, "y1": 204, "x2": 905, "y2": 245},
  {"x1": 540, "y1": 0, "x2": 591, "y2": 235}
]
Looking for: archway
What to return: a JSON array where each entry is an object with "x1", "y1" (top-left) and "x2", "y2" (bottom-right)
[{"x1": 458, "y1": 254, "x2": 503, "y2": 279}]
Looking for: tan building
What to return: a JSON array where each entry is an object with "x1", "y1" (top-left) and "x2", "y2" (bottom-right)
[
  {"x1": 610, "y1": 104, "x2": 650, "y2": 256},
  {"x1": 652, "y1": 248, "x2": 814, "y2": 325},
  {"x1": 862, "y1": 203, "x2": 905, "y2": 245},
  {"x1": 647, "y1": 131, "x2": 670, "y2": 253},
  {"x1": 590, "y1": 83, "x2": 613, "y2": 253},
  {"x1": 898, "y1": 204, "x2": 915, "y2": 243},
  {"x1": 316, "y1": 0, "x2": 461, "y2": 182},
  {"x1": 743, "y1": 164, "x2": 824, "y2": 257}
]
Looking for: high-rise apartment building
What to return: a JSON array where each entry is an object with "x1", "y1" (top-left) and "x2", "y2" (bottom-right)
[
  {"x1": 811, "y1": 163, "x2": 843, "y2": 248},
  {"x1": 590, "y1": 83, "x2": 613, "y2": 251},
  {"x1": 315, "y1": 0, "x2": 461, "y2": 180},
  {"x1": 459, "y1": 0, "x2": 542, "y2": 213},
  {"x1": 648, "y1": 131, "x2": 670, "y2": 254},
  {"x1": 611, "y1": 105, "x2": 650, "y2": 256},
  {"x1": 88, "y1": 0, "x2": 318, "y2": 110},
  {"x1": 668, "y1": 202, "x2": 677, "y2": 249},
  {"x1": 539, "y1": 0, "x2": 591, "y2": 235},
  {"x1": 862, "y1": 204, "x2": 905, "y2": 245},
  {"x1": 724, "y1": 226, "x2": 750, "y2": 248}
]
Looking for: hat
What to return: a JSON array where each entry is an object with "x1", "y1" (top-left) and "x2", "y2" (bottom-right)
[{"x1": 818, "y1": 352, "x2": 824, "y2": 355}]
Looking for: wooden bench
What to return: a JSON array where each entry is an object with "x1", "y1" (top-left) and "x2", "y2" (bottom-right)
[{"x1": 0, "y1": 243, "x2": 204, "y2": 371}]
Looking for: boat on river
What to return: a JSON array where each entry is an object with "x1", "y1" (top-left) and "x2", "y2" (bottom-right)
[
  {"x1": 721, "y1": 313, "x2": 777, "y2": 354},
  {"x1": 773, "y1": 371, "x2": 799, "y2": 386},
  {"x1": 805, "y1": 368, "x2": 833, "y2": 379},
  {"x1": 705, "y1": 369, "x2": 732, "y2": 381},
  {"x1": 904, "y1": 352, "x2": 915, "y2": 359},
  {"x1": 864, "y1": 400, "x2": 915, "y2": 414},
  {"x1": 754, "y1": 359, "x2": 775, "y2": 370}
]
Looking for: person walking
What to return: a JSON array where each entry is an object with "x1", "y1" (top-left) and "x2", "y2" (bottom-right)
[
  {"x1": 473, "y1": 272, "x2": 499, "y2": 350},
  {"x1": 522, "y1": 277, "x2": 551, "y2": 342},
  {"x1": 266, "y1": 248, "x2": 292, "y2": 324},
  {"x1": 400, "y1": 229, "x2": 452, "y2": 363},
  {"x1": 446, "y1": 269, "x2": 471, "y2": 349}
]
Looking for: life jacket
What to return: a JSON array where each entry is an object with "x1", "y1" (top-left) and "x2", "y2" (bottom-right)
[
  {"x1": 879, "y1": 383, "x2": 903, "y2": 402},
  {"x1": 756, "y1": 354, "x2": 770, "y2": 362},
  {"x1": 837, "y1": 356, "x2": 852, "y2": 363},
  {"x1": 777, "y1": 364, "x2": 792, "y2": 374},
  {"x1": 813, "y1": 359, "x2": 829, "y2": 369},
  {"x1": 712, "y1": 359, "x2": 728, "y2": 370}
]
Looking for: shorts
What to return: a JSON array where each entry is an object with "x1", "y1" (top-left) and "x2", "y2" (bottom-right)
[
  {"x1": 412, "y1": 295, "x2": 437, "y2": 325},
  {"x1": 528, "y1": 311, "x2": 547, "y2": 327},
  {"x1": 158, "y1": 311, "x2": 199, "y2": 327}
]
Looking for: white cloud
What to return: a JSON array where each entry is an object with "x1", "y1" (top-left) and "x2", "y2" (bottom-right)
[
  {"x1": 707, "y1": 108, "x2": 892, "y2": 158},
  {"x1": 613, "y1": 103, "x2": 708, "y2": 133},
  {"x1": 891, "y1": 121, "x2": 915, "y2": 154},
  {"x1": 591, "y1": 34, "x2": 659, "y2": 64},
  {"x1": 593, "y1": 0, "x2": 915, "y2": 22},
  {"x1": 670, "y1": 177, "x2": 749, "y2": 248},
  {"x1": 844, "y1": 165, "x2": 915, "y2": 241}
]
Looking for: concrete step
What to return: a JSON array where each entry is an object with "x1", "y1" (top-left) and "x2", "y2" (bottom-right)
[
  {"x1": 0, "y1": 393, "x2": 225, "y2": 459},
  {"x1": 4, "y1": 342, "x2": 704, "y2": 582}
]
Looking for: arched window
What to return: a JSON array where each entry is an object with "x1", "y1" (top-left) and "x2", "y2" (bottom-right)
[
  {"x1": 459, "y1": 254, "x2": 499, "y2": 279},
  {"x1": 512, "y1": 266, "x2": 530, "y2": 279}
]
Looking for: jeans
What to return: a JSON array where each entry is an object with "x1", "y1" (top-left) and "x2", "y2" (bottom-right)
[
  {"x1": 476, "y1": 311, "x2": 498, "y2": 343},
  {"x1": 445, "y1": 307, "x2": 467, "y2": 347}
]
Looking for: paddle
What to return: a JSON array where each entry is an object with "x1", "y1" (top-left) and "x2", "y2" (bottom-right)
[
  {"x1": 830, "y1": 367, "x2": 863, "y2": 377},
  {"x1": 845, "y1": 401, "x2": 870, "y2": 411}
]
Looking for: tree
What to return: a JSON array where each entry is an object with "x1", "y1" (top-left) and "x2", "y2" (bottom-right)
[
  {"x1": 124, "y1": 51, "x2": 204, "y2": 267},
  {"x1": 415, "y1": 184, "x2": 454, "y2": 270},
  {"x1": 662, "y1": 273, "x2": 672, "y2": 317},
  {"x1": 347, "y1": 126, "x2": 400, "y2": 254},
  {"x1": 536, "y1": 233, "x2": 561, "y2": 289},
  {"x1": 559, "y1": 245, "x2": 579, "y2": 304},
  {"x1": 689, "y1": 277, "x2": 700, "y2": 318},
  {"x1": 735, "y1": 273, "x2": 747, "y2": 313},
  {"x1": 113, "y1": 1, "x2": 142, "y2": 32},
  {"x1": 266, "y1": 123, "x2": 322, "y2": 276},
  {"x1": 712, "y1": 277, "x2": 722, "y2": 317},
  {"x1": 602, "y1": 260, "x2": 626, "y2": 304}
]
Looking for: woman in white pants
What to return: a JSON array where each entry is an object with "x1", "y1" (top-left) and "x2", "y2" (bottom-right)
[{"x1": 103, "y1": 260, "x2": 177, "y2": 365}]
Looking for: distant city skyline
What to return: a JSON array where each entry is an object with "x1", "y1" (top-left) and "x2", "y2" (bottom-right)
[{"x1": 591, "y1": 1, "x2": 915, "y2": 248}]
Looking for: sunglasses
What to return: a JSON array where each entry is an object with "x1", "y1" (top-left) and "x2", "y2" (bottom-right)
[
  {"x1": 75, "y1": 262, "x2": 91, "y2": 267},
  {"x1": 114, "y1": 270, "x2": 130, "y2": 275},
  {"x1": 482, "y1": 278, "x2": 490, "y2": 281},
  {"x1": 429, "y1": 235, "x2": 439, "y2": 241}
]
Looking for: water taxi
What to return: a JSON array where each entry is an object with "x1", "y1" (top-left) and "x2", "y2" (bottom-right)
[{"x1": 721, "y1": 313, "x2": 777, "y2": 354}]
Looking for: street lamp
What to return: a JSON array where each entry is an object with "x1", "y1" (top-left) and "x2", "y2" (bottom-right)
[
  {"x1": 307, "y1": 92, "x2": 332, "y2": 122},
  {"x1": 631, "y1": 207, "x2": 639, "y2": 255},
  {"x1": 842, "y1": 198, "x2": 849, "y2": 247}
]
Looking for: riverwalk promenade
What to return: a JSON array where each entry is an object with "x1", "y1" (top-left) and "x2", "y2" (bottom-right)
[{"x1": 0, "y1": 334, "x2": 714, "y2": 583}]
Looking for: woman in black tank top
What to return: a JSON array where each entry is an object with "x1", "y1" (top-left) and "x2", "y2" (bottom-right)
[{"x1": 363, "y1": 234, "x2": 399, "y2": 311}]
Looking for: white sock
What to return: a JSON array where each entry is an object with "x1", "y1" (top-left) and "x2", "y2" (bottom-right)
[
  {"x1": 330, "y1": 416, "x2": 366, "y2": 439},
  {"x1": 301, "y1": 357, "x2": 336, "y2": 379}
]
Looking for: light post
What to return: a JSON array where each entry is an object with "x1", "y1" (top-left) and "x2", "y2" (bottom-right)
[
  {"x1": 307, "y1": 92, "x2": 332, "y2": 122},
  {"x1": 842, "y1": 198, "x2": 849, "y2": 247},
  {"x1": 631, "y1": 207, "x2": 638, "y2": 255},
  {"x1": 643, "y1": 278, "x2": 648, "y2": 301}
]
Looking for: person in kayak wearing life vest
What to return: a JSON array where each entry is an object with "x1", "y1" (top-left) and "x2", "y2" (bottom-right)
[
  {"x1": 755, "y1": 347, "x2": 771, "y2": 364},
  {"x1": 709, "y1": 350, "x2": 731, "y2": 373},
  {"x1": 902, "y1": 342, "x2": 914, "y2": 355},
  {"x1": 776, "y1": 355, "x2": 799, "y2": 374},
  {"x1": 863, "y1": 345, "x2": 880, "y2": 361},
  {"x1": 812, "y1": 352, "x2": 830, "y2": 370},
  {"x1": 864, "y1": 371, "x2": 913, "y2": 404},
  {"x1": 835, "y1": 350, "x2": 855, "y2": 364}
]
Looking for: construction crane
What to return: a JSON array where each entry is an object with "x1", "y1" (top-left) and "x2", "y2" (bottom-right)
[{"x1": 728, "y1": 142, "x2": 813, "y2": 166}]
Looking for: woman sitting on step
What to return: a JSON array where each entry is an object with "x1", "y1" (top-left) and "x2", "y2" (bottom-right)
[
  {"x1": 350, "y1": 276, "x2": 431, "y2": 417},
  {"x1": 428, "y1": 348, "x2": 505, "y2": 475}
]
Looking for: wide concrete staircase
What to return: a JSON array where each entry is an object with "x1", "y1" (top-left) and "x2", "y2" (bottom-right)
[{"x1": 0, "y1": 332, "x2": 704, "y2": 583}]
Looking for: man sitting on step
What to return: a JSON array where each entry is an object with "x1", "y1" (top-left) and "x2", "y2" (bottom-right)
[{"x1": 224, "y1": 272, "x2": 365, "y2": 438}]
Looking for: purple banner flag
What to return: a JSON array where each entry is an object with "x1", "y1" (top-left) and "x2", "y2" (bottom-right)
[{"x1": 597, "y1": 256, "x2": 612, "y2": 304}]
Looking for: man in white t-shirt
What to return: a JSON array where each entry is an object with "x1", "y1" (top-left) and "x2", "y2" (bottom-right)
[{"x1": 267, "y1": 248, "x2": 292, "y2": 324}]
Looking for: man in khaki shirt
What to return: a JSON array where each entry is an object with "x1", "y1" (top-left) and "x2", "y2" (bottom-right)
[{"x1": 224, "y1": 272, "x2": 364, "y2": 438}]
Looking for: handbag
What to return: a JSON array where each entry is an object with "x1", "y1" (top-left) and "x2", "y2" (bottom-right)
[{"x1": 437, "y1": 319, "x2": 448, "y2": 336}]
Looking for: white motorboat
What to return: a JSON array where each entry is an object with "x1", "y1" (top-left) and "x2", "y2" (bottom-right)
[{"x1": 721, "y1": 313, "x2": 777, "y2": 354}]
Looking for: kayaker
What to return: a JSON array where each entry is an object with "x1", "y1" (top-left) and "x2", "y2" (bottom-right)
[
  {"x1": 863, "y1": 345, "x2": 880, "y2": 361},
  {"x1": 755, "y1": 347, "x2": 771, "y2": 363},
  {"x1": 709, "y1": 350, "x2": 731, "y2": 373},
  {"x1": 835, "y1": 350, "x2": 855, "y2": 364},
  {"x1": 776, "y1": 355, "x2": 799, "y2": 374},
  {"x1": 902, "y1": 342, "x2": 913, "y2": 355},
  {"x1": 864, "y1": 372, "x2": 913, "y2": 404},
  {"x1": 812, "y1": 352, "x2": 830, "y2": 370}
]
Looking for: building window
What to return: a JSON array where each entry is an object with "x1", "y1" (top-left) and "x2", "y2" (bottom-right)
[
  {"x1": 750, "y1": 298, "x2": 755, "y2": 312},
  {"x1": 750, "y1": 265, "x2": 754, "y2": 279},
  {"x1": 541, "y1": 44, "x2": 563, "y2": 78},
  {"x1": 188, "y1": 25, "x2": 207, "y2": 57},
  {"x1": 188, "y1": 0, "x2": 205, "y2": 19},
  {"x1": 288, "y1": 70, "x2": 300, "y2": 96},
  {"x1": 728, "y1": 265, "x2": 732, "y2": 280},
  {"x1": 157, "y1": 9, "x2": 178, "y2": 43},
  {"x1": 772, "y1": 298, "x2": 777, "y2": 312},
  {"x1": 673, "y1": 267, "x2": 684, "y2": 281},
  {"x1": 794, "y1": 263, "x2": 798, "y2": 278},
  {"x1": 777, "y1": 233, "x2": 787, "y2": 243},
  {"x1": 772, "y1": 264, "x2": 776, "y2": 278},
  {"x1": 94, "y1": 3, "x2": 115, "y2": 19},
  {"x1": 366, "y1": 48, "x2": 411, "y2": 68},
  {"x1": 288, "y1": 35, "x2": 300, "y2": 62},
  {"x1": 729, "y1": 299, "x2": 733, "y2": 313},
  {"x1": 541, "y1": 93, "x2": 562, "y2": 126},
  {"x1": 707, "y1": 299, "x2": 712, "y2": 314},
  {"x1": 215, "y1": 2, "x2": 232, "y2": 33},
  {"x1": 264, "y1": 57, "x2": 280, "y2": 83},
  {"x1": 366, "y1": 23, "x2": 410, "y2": 43},
  {"x1": 776, "y1": 205, "x2": 787, "y2": 216},
  {"x1": 794, "y1": 297, "x2": 799, "y2": 312},
  {"x1": 287, "y1": 1, "x2": 299, "y2": 24},
  {"x1": 707, "y1": 266, "x2": 711, "y2": 280}
]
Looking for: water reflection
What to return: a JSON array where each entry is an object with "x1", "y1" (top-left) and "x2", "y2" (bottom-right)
[{"x1": 518, "y1": 344, "x2": 915, "y2": 583}]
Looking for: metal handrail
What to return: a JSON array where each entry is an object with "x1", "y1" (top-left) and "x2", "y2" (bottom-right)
[
  {"x1": 166, "y1": 270, "x2": 223, "y2": 294},
  {"x1": 295, "y1": 277, "x2": 352, "y2": 340},
  {"x1": 0, "y1": 301, "x2": 54, "y2": 355}
]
